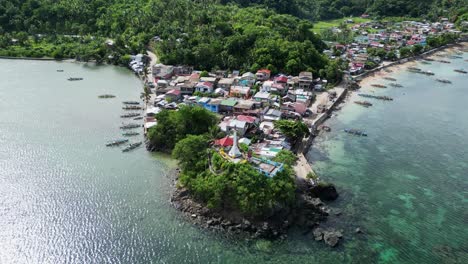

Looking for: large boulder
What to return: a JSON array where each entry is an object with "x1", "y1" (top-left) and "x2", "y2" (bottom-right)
[{"x1": 310, "y1": 182, "x2": 339, "y2": 201}]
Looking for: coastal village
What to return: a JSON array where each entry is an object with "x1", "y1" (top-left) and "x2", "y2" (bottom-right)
[{"x1": 126, "y1": 18, "x2": 467, "y2": 183}]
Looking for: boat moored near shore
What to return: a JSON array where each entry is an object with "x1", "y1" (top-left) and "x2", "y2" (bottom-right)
[
  {"x1": 105, "y1": 139, "x2": 129, "y2": 146},
  {"x1": 354, "y1": 101, "x2": 373, "y2": 107},
  {"x1": 122, "y1": 142, "x2": 143, "y2": 152},
  {"x1": 344, "y1": 129, "x2": 368, "y2": 136}
]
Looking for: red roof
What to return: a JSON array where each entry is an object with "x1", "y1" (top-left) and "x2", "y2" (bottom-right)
[
  {"x1": 237, "y1": 115, "x2": 256, "y2": 123},
  {"x1": 275, "y1": 76, "x2": 288, "y2": 83},
  {"x1": 166, "y1": 89, "x2": 181, "y2": 96},
  {"x1": 214, "y1": 137, "x2": 233, "y2": 147}
]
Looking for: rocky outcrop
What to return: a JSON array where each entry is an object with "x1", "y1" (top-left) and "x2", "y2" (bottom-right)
[
  {"x1": 171, "y1": 185, "x2": 334, "y2": 240},
  {"x1": 309, "y1": 182, "x2": 339, "y2": 201},
  {"x1": 312, "y1": 228, "x2": 343, "y2": 247}
]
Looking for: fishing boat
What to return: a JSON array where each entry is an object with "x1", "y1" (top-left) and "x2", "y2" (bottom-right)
[
  {"x1": 122, "y1": 132, "x2": 140, "y2": 137},
  {"x1": 133, "y1": 117, "x2": 143, "y2": 120},
  {"x1": 421, "y1": 70, "x2": 435, "y2": 76},
  {"x1": 120, "y1": 123, "x2": 141, "y2": 129},
  {"x1": 67, "y1": 77, "x2": 83, "y2": 81},
  {"x1": 354, "y1": 101, "x2": 373, "y2": 107},
  {"x1": 98, "y1": 94, "x2": 116, "y2": 99},
  {"x1": 389, "y1": 83, "x2": 403, "y2": 88},
  {"x1": 371, "y1": 84, "x2": 387, "y2": 88},
  {"x1": 437, "y1": 60, "x2": 451, "y2": 64},
  {"x1": 383, "y1": 77, "x2": 397, "y2": 81},
  {"x1": 448, "y1": 55, "x2": 463, "y2": 59},
  {"x1": 122, "y1": 105, "x2": 143, "y2": 110},
  {"x1": 122, "y1": 101, "x2": 141, "y2": 105},
  {"x1": 454, "y1": 69, "x2": 467, "y2": 74},
  {"x1": 122, "y1": 142, "x2": 143, "y2": 152},
  {"x1": 408, "y1": 67, "x2": 422, "y2": 72},
  {"x1": 423, "y1": 58, "x2": 435, "y2": 62},
  {"x1": 120, "y1": 113, "x2": 140, "y2": 118},
  {"x1": 344, "y1": 129, "x2": 368, "y2": 137},
  {"x1": 105, "y1": 139, "x2": 129, "y2": 147},
  {"x1": 57, "y1": 70, "x2": 64, "y2": 72},
  {"x1": 436, "y1": 79, "x2": 452, "y2": 84},
  {"x1": 358, "y1": 94, "x2": 393, "y2": 101},
  {"x1": 420, "y1": 61, "x2": 431, "y2": 65}
]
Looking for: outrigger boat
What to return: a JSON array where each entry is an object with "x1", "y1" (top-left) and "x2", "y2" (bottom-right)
[
  {"x1": 120, "y1": 123, "x2": 141, "y2": 129},
  {"x1": 437, "y1": 60, "x2": 451, "y2": 64},
  {"x1": 122, "y1": 132, "x2": 140, "y2": 137},
  {"x1": 423, "y1": 58, "x2": 435, "y2": 62},
  {"x1": 122, "y1": 142, "x2": 143, "y2": 152},
  {"x1": 354, "y1": 101, "x2": 373, "y2": 107},
  {"x1": 67, "y1": 77, "x2": 83, "y2": 81},
  {"x1": 389, "y1": 83, "x2": 403, "y2": 88},
  {"x1": 106, "y1": 139, "x2": 128, "y2": 147},
  {"x1": 122, "y1": 101, "x2": 140, "y2": 105},
  {"x1": 122, "y1": 105, "x2": 143, "y2": 110},
  {"x1": 371, "y1": 84, "x2": 387, "y2": 88},
  {"x1": 436, "y1": 79, "x2": 452, "y2": 84},
  {"x1": 98, "y1": 94, "x2": 116, "y2": 99},
  {"x1": 133, "y1": 117, "x2": 143, "y2": 120},
  {"x1": 57, "y1": 70, "x2": 64, "y2": 72},
  {"x1": 454, "y1": 69, "x2": 467, "y2": 74},
  {"x1": 358, "y1": 94, "x2": 393, "y2": 101},
  {"x1": 420, "y1": 61, "x2": 431, "y2": 65},
  {"x1": 120, "y1": 113, "x2": 140, "y2": 118},
  {"x1": 448, "y1": 55, "x2": 463, "y2": 59},
  {"x1": 383, "y1": 77, "x2": 397, "y2": 81},
  {"x1": 408, "y1": 67, "x2": 422, "y2": 72},
  {"x1": 344, "y1": 129, "x2": 368, "y2": 137}
]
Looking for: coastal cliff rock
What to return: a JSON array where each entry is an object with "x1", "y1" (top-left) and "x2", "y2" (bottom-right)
[
  {"x1": 309, "y1": 182, "x2": 339, "y2": 201},
  {"x1": 170, "y1": 184, "x2": 333, "y2": 240}
]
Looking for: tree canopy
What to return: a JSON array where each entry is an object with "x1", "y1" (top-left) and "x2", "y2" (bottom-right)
[{"x1": 147, "y1": 105, "x2": 218, "y2": 152}]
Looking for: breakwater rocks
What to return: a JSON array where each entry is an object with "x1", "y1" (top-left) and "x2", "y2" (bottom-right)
[
  {"x1": 170, "y1": 176, "x2": 344, "y2": 247},
  {"x1": 309, "y1": 183, "x2": 339, "y2": 201}
]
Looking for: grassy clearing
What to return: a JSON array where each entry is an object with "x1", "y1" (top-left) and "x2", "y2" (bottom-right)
[{"x1": 312, "y1": 17, "x2": 371, "y2": 33}]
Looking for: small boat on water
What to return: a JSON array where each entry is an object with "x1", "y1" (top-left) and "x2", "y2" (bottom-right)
[
  {"x1": 383, "y1": 77, "x2": 397, "y2": 81},
  {"x1": 389, "y1": 83, "x2": 403, "y2": 88},
  {"x1": 122, "y1": 101, "x2": 141, "y2": 105},
  {"x1": 371, "y1": 84, "x2": 387, "y2": 88},
  {"x1": 120, "y1": 123, "x2": 141, "y2": 129},
  {"x1": 344, "y1": 129, "x2": 368, "y2": 136},
  {"x1": 423, "y1": 58, "x2": 435, "y2": 62},
  {"x1": 122, "y1": 142, "x2": 143, "y2": 152},
  {"x1": 122, "y1": 132, "x2": 140, "y2": 137},
  {"x1": 408, "y1": 67, "x2": 422, "y2": 72},
  {"x1": 133, "y1": 117, "x2": 143, "y2": 120},
  {"x1": 454, "y1": 69, "x2": 467, "y2": 74},
  {"x1": 67, "y1": 77, "x2": 83, "y2": 81},
  {"x1": 358, "y1": 94, "x2": 393, "y2": 101},
  {"x1": 98, "y1": 94, "x2": 116, "y2": 99},
  {"x1": 106, "y1": 139, "x2": 129, "y2": 147},
  {"x1": 448, "y1": 55, "x2": 463, "y2": 59},
  {"x1": 420, "y1": 61, "x2": 432, "y2": 65},
  {"x1": 421, "y1": 70, "x2": 435, "y2": 76},
  {"x1": 321, "y1": 126, "x2": 331, "y2": 132},
  {"x1": 57, "y1": 70, "x2": 64, "y2": 72},
  {"x1": 120, "y1": 113, "x2": 140, "y2": 118},
  {"x1": 437, "y1": 60, "x2": 451, "y2": 64},
  {"x1": 436, "y1": 79, "x2": 452, "y2": 84},
  {"x1": 122, "y1": 105, "x2": 143, "y2": 110},
  {"x1": 354, "y1": 101, "x2": 373, "y2": 107}
]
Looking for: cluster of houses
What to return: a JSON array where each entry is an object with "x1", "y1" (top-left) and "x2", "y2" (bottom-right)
[
  {"x1": 143, "y1": 64, "x2": 332, "y2": 175},
  {"x1": 323, "y1": 18, "x2": 464, "y2": 75}
]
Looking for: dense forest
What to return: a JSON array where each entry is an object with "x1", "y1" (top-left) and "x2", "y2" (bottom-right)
[
  {"x1": 222, "y1": 0, "x2": 468, "y2": 20},
  {"x1": 0, "y1": 0, "x2": 466, "y2": 76}
]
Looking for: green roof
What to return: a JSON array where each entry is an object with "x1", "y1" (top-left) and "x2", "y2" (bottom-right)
[{"x1": 220, "y1": 99, "x2": 237, "y2": 107}]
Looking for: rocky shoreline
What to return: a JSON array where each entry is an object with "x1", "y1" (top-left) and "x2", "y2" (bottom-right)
[{"x1": 169, "y1": 169, "x2": 348, "y2": 247}]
